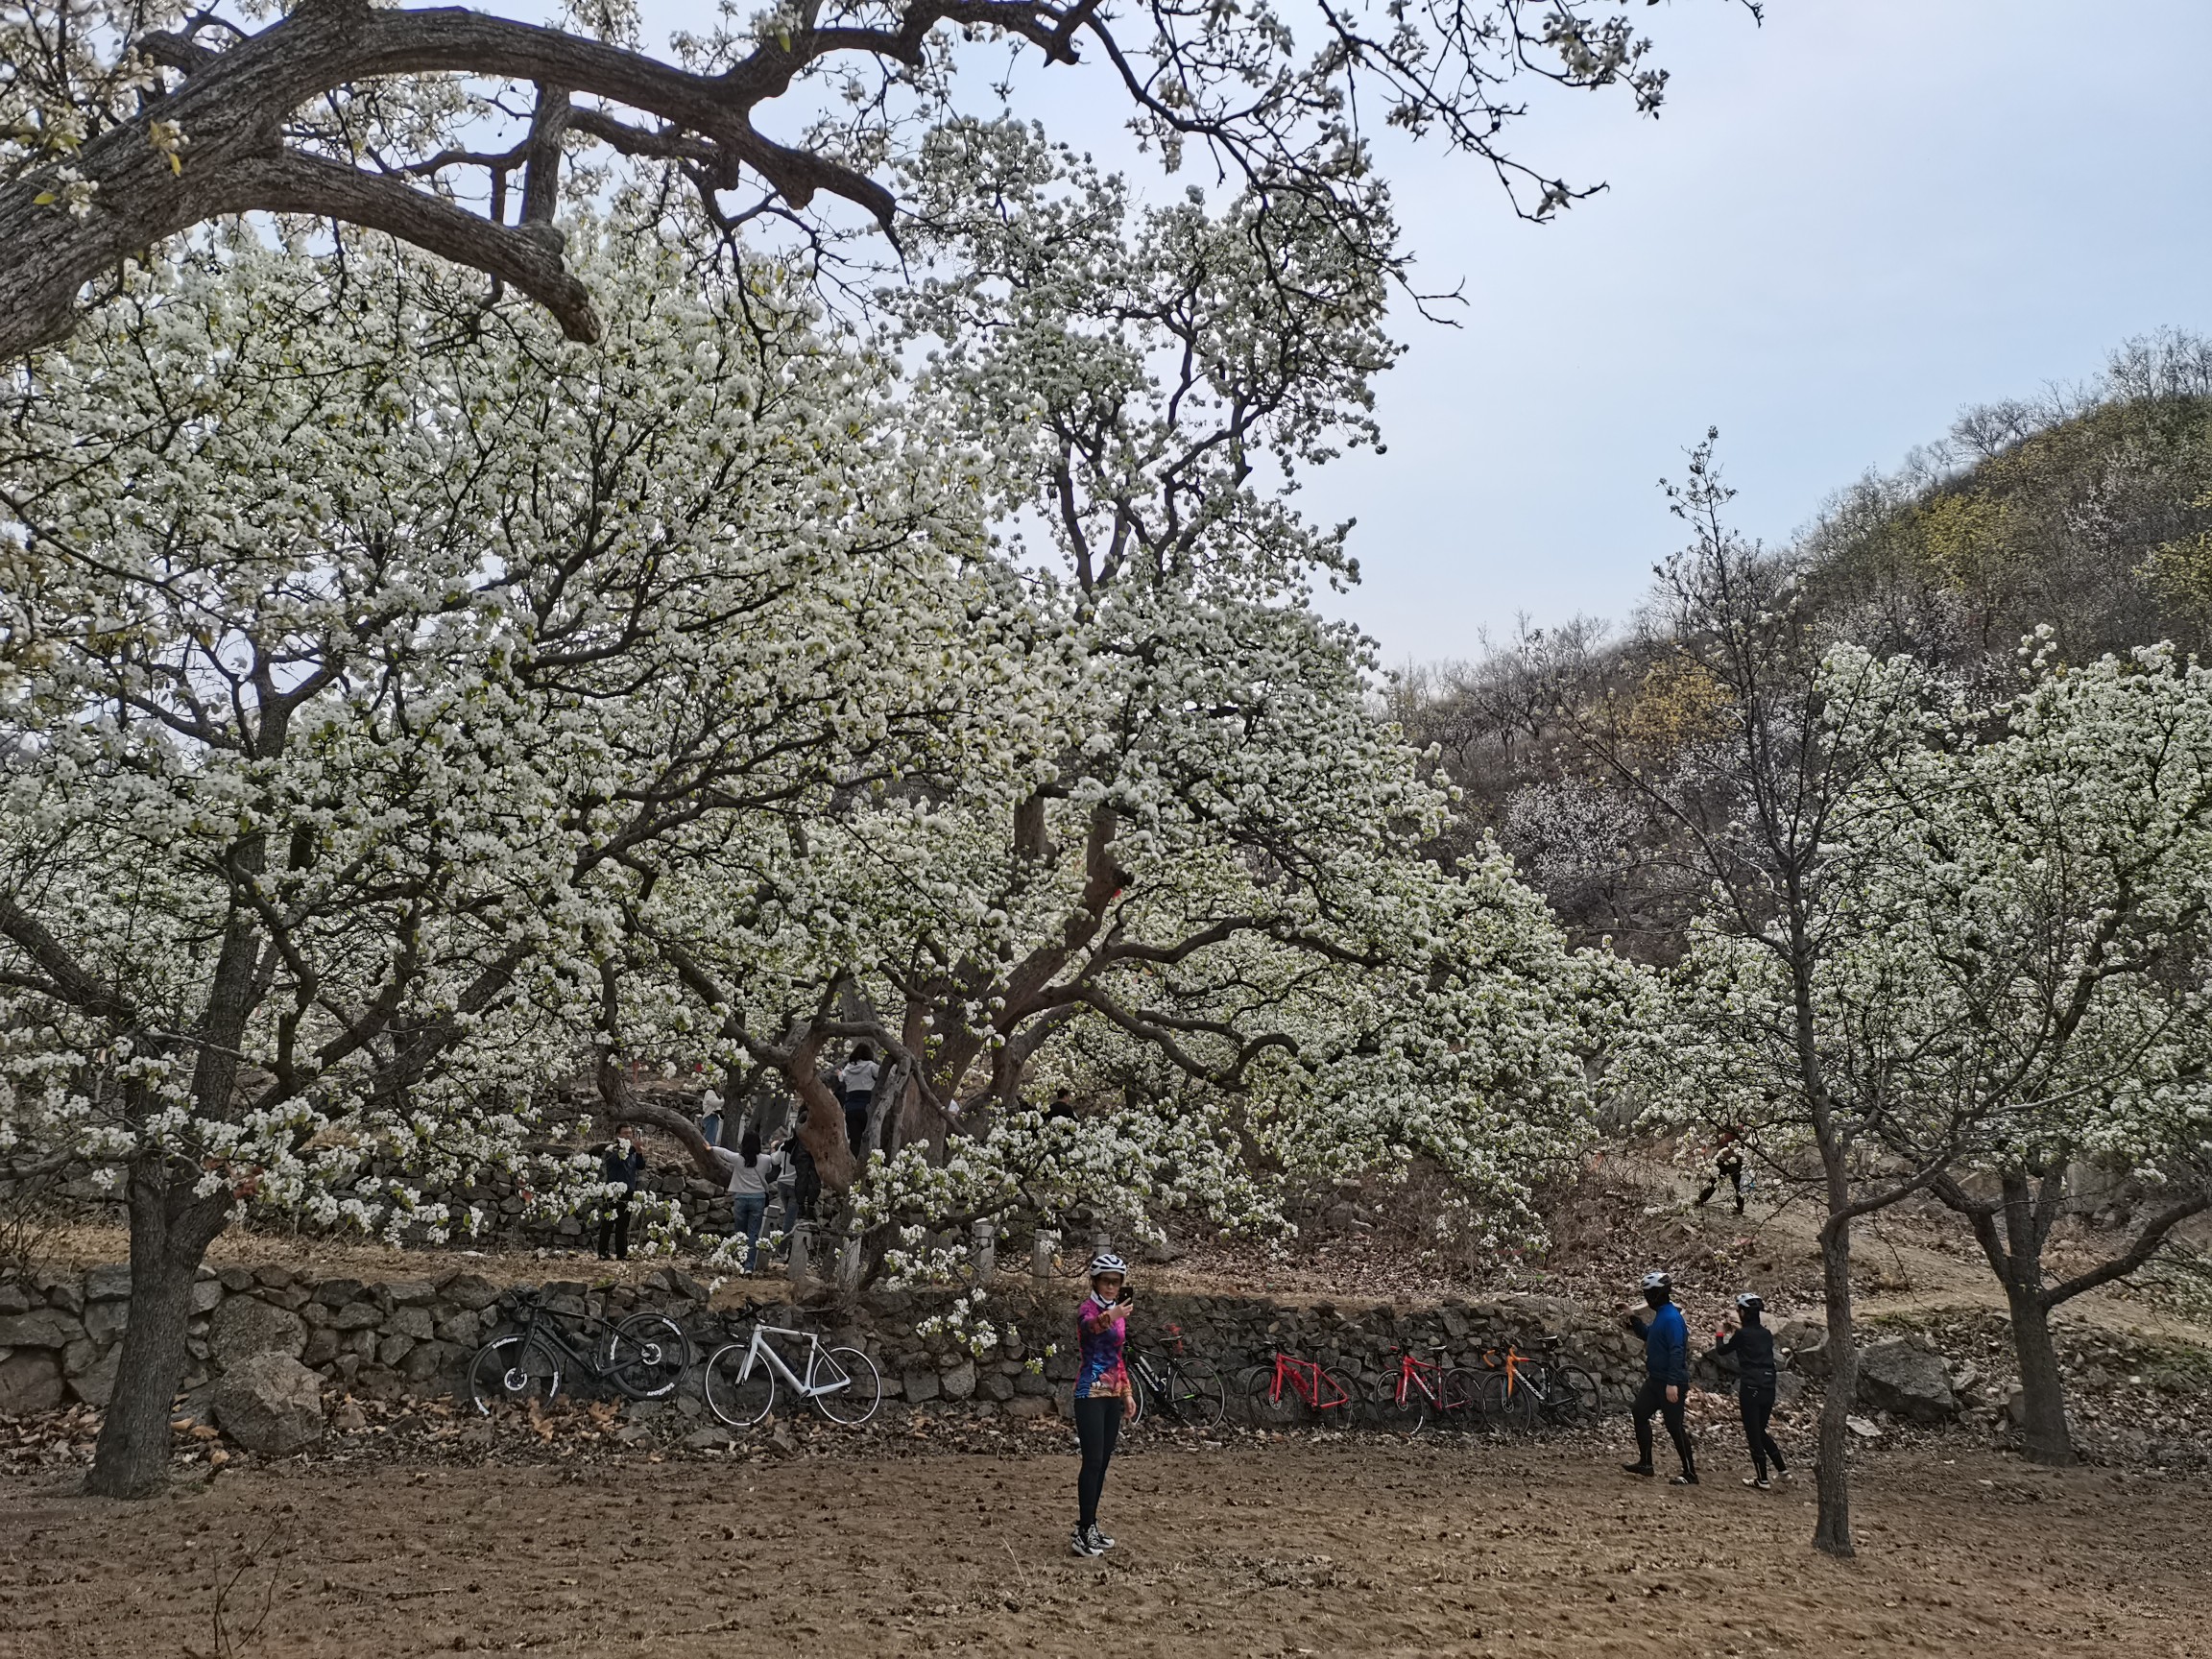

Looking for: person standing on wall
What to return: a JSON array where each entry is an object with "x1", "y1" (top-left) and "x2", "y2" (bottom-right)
[
  {"x1": 840, "y1": 1044, "x2": 879, "y2": 1158},
  {"x1": 785, "y1": 1111, "x2": 821, "y2": 1231},
  {"x1": 767, "y1": 1132, "x2": 801, "y2": 1258},
  {"x1": 711, "y1": 1129, "x2": 777, "y2": 1274},
  {"x1": 597, "y1": 1129, "x2": 646, "y2": 1262},
  {"x1": 1623, "y1": 1269, "x2": 1697, "y2": 1485},
  {"x1": 1070, "y1": 1253, "x2": 1137, "y2": 1557},
  {"x1": 699, "y1": 1084, "x2": 725, "y2": 1150}
]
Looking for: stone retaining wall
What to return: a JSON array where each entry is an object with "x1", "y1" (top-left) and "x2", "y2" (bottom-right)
[{"x1": 0, "y1": 1264, "x2": 1659, "y2": 1421}]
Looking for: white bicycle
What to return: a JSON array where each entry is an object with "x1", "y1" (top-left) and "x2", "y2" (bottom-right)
[{"x1": 702, "y1": 1322, "x2": 883, "y2": 1428}]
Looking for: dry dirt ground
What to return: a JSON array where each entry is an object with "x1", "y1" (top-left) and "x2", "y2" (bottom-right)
[{"x1": 1, "y1": 1439, "x2": 2206, "y2": 1659}]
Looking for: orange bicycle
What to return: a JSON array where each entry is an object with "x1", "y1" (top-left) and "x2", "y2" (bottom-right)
[
  {"x1": 1366, "y1": 1347, "x2": 1481, "y2": 1436},
  {"x1": 1470, "y1": 1338, "x2": 1601, "y2": 1430},
  {"x1": 1237, "y1": 1352, "x2": 1360, "y2": 1429}
]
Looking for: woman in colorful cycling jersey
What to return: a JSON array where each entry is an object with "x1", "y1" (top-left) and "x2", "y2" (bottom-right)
[{"x1": 1070, "y1": 1252, "x2": 1136, "y2": 1557}]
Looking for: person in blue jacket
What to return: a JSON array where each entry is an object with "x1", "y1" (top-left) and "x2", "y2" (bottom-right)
[{"x1": 1622, "y1": 1269, "x2": 1697, "y2": 1484}]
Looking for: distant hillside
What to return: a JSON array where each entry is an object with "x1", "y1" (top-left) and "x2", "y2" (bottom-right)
[
  {"x1": 1799, "y1": 329, "x2": 2212, "y2": 674},
  {"x1": 1393, "y1": 330, "x2": 2212, "y2": 951}
]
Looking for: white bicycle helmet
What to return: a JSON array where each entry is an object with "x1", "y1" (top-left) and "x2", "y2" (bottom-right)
[
  {"x1": 1736, "y1": 1291, "x2": 1765, "y2": 1315},
  {"x1": 1640, "y1": 1269, "x2": 1673, "y2": 1294},
  {"x1": 1088, "y1": 1252, "x2": 1128, "y2": 1280}
]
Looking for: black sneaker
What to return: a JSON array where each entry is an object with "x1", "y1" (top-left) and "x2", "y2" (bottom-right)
[
  {"x1": 1622, "y1": 1462, "x2": 1655, "y2": 1478},
  {"x1": 1671, "y1": 1471, "x2": 1699, "y2": 1486},
  {"x1": 1070, "y1": 1527, "x2": 1104, "y2": 1558},
  {"x1": 1085, "y1": 1524, "x2": 1116, "y2": 1552}
]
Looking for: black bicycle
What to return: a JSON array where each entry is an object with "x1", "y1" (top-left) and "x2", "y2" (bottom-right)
[
  {"x1": 1126, "y1": 1326, "x2": 1227, "y2": 1428},
  {"x1": 467, "y1": 1289, "x2": 691, "y2": 1413}
]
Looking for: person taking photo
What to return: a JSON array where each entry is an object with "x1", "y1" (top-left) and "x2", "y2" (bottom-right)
[{"x1": 1070, "y1": 1252, "x2": 1137, "y2": 1557}]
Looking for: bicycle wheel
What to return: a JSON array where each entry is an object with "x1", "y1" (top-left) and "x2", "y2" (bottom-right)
[
  {"x1": 810, "y1": 1345, "x2": 882, "y2": 1426},
  {"x1": 1312, "y1": 1367, "x2": 1362, "y2": 1431},
  {"x1": 605, "y1": 1312, "x2": 689, "y2": 1399},
  {"x1": 1122, "y1": 1355, "x2": 1157, "y2": 1427},
  {"x1": 1494, "y1": 1364, "x2": 1543, "y2": 1431},
  {"x1": 1542, "y1": 1365, "x2": 1603, "y2": 1427},
  {"x1": 1466, "y1": 1364, "x2": 1509, "y2": 1429},
  {"x1": 1240, "y1": 1365, "x2": 1305, "y2": 1428},
  {"x1": 1364, "y1": 1372, "x2": 1426, "y2": 1437},
  {"x1": 702, "y1": 1343, "x2": 777, "y2": 1428},
  {"x1": 1159, "y1": 1358, "x2": 1227, "y2": 1428},
  {"x1": 1437, "y1": 1367, "x2": 1486, "y2": 1431},
  {"x1": 469, "y1": 1335, "x2": 563, "y2": 1415}
]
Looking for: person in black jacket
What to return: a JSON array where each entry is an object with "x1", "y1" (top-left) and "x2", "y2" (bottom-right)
[
  {"x1": 597, "y1": 1130, "x2": 647, "y2": 1262},
  {"x1": 786, "y1": 1115, "x2": 820, "y2": 1225},
  {"x1": 1710, "y1": 1291, "x2": 1789, "y2": 1488}
]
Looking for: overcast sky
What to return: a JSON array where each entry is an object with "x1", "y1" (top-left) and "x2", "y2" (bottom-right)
[{"x1": 1289, "y1": 0, "x2": 2212, "y2": 665}]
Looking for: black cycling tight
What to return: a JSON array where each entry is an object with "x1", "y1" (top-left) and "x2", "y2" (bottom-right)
[
  {"x1": 1633, "y1": 1376, "x2": 1696, "y2": 1475},
  {"x1": 1073, "y1": 1395, "x2": 1123, "y2": 1528},
  {"x1": 1742, "y1": 1385, "x2": 1788, "y2": 1479}
]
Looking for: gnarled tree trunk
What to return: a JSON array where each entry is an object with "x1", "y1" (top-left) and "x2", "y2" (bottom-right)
[
  {"x1": 1940, "y1": 1166, "x2": 2210, "y2": 1468},
  {"x1": 86, "y1": 1163, "x2": 228, "y2": 1497}
]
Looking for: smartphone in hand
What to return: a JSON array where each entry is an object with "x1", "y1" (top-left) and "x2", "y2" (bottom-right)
[{"x1": 1117, "y1": 1287, "x2": 1134, "y2": 1306}]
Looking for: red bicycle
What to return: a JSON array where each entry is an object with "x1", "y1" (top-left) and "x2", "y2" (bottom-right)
[
  {"x1": 1238, "y1": 1352, "x2": 1360, "y2": 1429},
  {"x1": 1366, "y1": 1347, "x2": 1481, "y2": 1436}
]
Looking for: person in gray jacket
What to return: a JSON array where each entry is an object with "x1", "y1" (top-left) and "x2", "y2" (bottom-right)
[{"x1": 711, "y1": 1129, "x2": 776, "y2": 1272}]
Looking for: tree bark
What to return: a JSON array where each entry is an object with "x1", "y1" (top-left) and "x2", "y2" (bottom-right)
[
  {"x1": 610, "y1": 1098, "x2": 726, "y2": 1181},
  {"x1": 782, "y1": 1048, "x2": 855, "y2": 1190},
  {"x1": 1812, "y1": 1209, "x2": 1857, "y2": 1557},
  {"x1": 86, "y1": 1164, "x2": 228, "y2": 1497},
  {"x1": 2005, "y1": 1278, "x2": 2073, "y2": 1466}
]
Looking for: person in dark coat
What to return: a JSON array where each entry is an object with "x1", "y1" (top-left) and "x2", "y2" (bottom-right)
[
  {"x1": 1710, "y1": 1291, "x2": 1789, "y2": 1488},
  {"x1": 786, "y1": 1117, "x2": 821, "y2": 1226},
  {"x1": 1695, "y1": 1124, "x2": 1747, "y2": 1214},
  {"x1": 597, "y1": 1129, "x2": 647, "y2": 1261}
]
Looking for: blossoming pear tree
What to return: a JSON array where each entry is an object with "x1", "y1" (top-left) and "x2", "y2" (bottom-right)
[
  {"x1": 0, "y1": 227, "x2": 1004, "y2": 1494},
  {"x1": 1839, "y1": 637, "x2": 2212, "y2": 1465},
  {"x1": 1598, "y1": 442, "x2": 1968, "y2": 1558},
  {"x1": 595, "y1": 126, "x2": 1624, "y2": 1294}
]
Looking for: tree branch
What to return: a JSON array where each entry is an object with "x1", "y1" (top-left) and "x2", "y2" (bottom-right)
[{"x1": 2042, "y1": 1191, "x2": 2212, "y2": 1308}]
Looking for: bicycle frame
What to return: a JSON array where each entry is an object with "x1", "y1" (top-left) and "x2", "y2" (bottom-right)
[
  {"x1": 1384, "y1": 1352, "x2": 1449, "y2": 1409},
  {"x1": 512, "y1": 1303, "x2": 619, "y2": 1384},
  {"x1": 1486, "y1": 1345, "x2": 1533, "y2": 1401},
  {"x1": 1269, "y1": 1354, "x2": 1353, "y2": 1412},
  {"x1": 726, "y1": 1323, "x2": 853, "y2": 1401}
]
